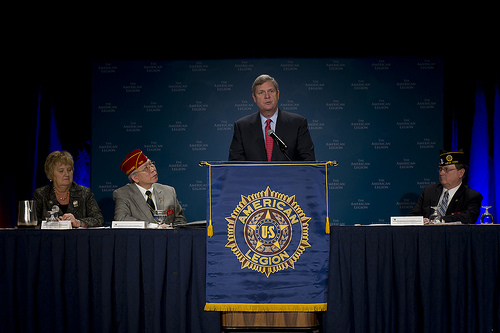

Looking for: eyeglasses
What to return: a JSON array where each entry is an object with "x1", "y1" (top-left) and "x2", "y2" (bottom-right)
[
  {"x1": 138, "y1": 161, "x2": 156, "y2": 173},
  {"x1": 438, "y1": 166, "x2": 457, "y2": 173}
]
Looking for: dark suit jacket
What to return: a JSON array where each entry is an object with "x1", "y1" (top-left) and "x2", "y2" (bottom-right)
[
  {"x1": 113, "y1": 183, "x2": 187, "y2": 224},
  {"x1": 228, "y1": 109, "x2": 315, "y2": 161},
  {"x1": 33, "y1": 182, "x2": 104, "y2": 227},
  {"x1": 408, "y1": 183, "x2": 483, "y2": 224}
]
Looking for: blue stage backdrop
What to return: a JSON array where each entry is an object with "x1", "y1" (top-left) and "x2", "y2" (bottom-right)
[{"x1": 91, "y1": 58, "x2": 443, "y2": 225}]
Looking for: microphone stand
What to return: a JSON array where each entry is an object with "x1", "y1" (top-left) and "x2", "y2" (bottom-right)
[
  {"x1": 277, "y1": 143, "x2": 292, "y2": 161},
  {"x1": 268, "y1": 129, "x2": 292, "y2": 161}
]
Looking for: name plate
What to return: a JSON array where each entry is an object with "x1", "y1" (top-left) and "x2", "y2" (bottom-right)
[
  {"x1": 111, "y1": 221, "x2": 147, "y2": 229},
  {"x1": 41, "y1": 220, "x2": 73, "y2": 229},
  {"x1": 390, "y1": 216, "x2": 424, "y2": 226}
]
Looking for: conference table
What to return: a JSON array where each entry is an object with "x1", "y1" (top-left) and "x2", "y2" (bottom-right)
[{"x1": 0, "y1": 225, "x2": 498, "y2": 333}]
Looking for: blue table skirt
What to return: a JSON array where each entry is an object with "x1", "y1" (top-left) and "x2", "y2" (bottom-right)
[
  {"x1": 325, "y1": 225, "x2": 500, "y2": 333},
  {"x1": 1, "y1": 226, "x2": 499, "y2": 333},
  {"x1": 0, "y1": 228, "x2": 219, "y2": 333}
]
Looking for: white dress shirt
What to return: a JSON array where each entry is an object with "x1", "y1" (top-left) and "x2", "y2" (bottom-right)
[
  {"x1": 438, "y1": 182, "x2": 461, "y2": 209},
  {"x1": 260, "y1": 109, "x2": 278, "y2": 141},
  {"x1": 135, "y1": 183, "x2": 157, "y2": 207}
]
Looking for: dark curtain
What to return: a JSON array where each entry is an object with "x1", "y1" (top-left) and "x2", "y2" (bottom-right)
[
  {"x1": 444, "y1": 55, "x2": 499, "y2": 222},
  {"x1": 2, "y1": 59, "x2": 91, "y2": 227}
]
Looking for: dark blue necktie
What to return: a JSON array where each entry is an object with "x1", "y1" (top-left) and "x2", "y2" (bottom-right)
[
  {"x1": 437, "y1": 190, "x2": 449, "y2": 217},
  {"x1": 145, "y1": 190, "x2": 156, "y2": 215}
]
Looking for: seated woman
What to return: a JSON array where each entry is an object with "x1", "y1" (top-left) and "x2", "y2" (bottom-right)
[{"x1": 33, "y1": 151, "x2": 104, "y2": 228}]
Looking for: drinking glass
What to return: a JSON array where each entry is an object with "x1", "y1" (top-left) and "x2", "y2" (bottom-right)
[
  {"x1": 153, "y1": 210, "x2": 172, "y2": 228},
  {"x1": 480, "y1": 206, "x2": 494, "y2": 224},
  {"x1": 428, "y1": 206, "x2": 442, "y2": 224},
  {"x1": 153, "y1": 210, "x2": 167, "y2": 223}
]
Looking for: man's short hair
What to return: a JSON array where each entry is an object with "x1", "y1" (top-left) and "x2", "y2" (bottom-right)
[
  {"x1": 455, "y1": 163, "x2": 467, "y2": 172},
  {"x1": 128, "y1": 169, "x2": 138, "y2": 183},
  {"x1": 252, "y1": 74, "x2": 279, "y2": 95}
]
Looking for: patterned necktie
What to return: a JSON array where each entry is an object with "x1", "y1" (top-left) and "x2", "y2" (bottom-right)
[
  {"x1": 265, "y1": 119, "x2": 273, "y2": 161},
  {"x1": 437, "y1": 190, "x2": 449, "y2": 217},
  {"x1": 145, "y1": 190, "x2": 156, "y2": 215}
]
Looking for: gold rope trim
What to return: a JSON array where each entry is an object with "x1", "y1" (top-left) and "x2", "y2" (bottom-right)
[
  {"x1": 204, "y1": 302, "x2": 327, "y2": 312},
  {"x1": 325, "y1": 163, "x2": 330, "y2": 234},
  {"x1": 207, "y1": 163, "x2": 213, "y2": 237},
  {"x1": 201, "y1": 161, "x2": 337, "y2": 168}
]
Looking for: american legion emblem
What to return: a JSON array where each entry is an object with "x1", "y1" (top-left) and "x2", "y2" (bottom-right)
[{"x1": 225, "y1": 187, "x2": 311, "y2": 277}]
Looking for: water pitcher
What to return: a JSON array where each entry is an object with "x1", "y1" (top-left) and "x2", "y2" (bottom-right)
[{"x1": 17, "y1": 200, "x2": 38, "y2": 227}]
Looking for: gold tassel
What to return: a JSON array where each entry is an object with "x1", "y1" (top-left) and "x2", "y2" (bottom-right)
[
  {"x1": 325, "y1": 216, "x2": 330, "y2": 234},
  {"x1": 207, "y1": 219, "x2": 213, "y2": 237}
]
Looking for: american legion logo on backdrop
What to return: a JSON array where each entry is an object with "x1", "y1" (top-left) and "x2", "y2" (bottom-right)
[{"x1": 202, "y1": 161, "x2": 336, "y2": 312}]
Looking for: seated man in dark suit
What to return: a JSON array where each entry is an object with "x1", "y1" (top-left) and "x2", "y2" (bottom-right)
[
  {"x1": 228, "y1": 74, "x2": 315, "y2": 161},
  {"x1": 409, "y1": 150, "x2": 483, "y2": 224}
]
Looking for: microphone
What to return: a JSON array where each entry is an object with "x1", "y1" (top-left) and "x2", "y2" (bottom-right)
[{"x1": 267, "y1": 129, "x2": 288, "y2": 150}]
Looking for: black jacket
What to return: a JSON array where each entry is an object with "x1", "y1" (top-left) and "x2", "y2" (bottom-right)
[
  {"x1": 228, "y1": 109, "x2": 315, "y2": 161},
  {"x1": 408, "y1": 183, "x2": 483, "y2": 224},
  {"x1": 33, "y1": 182, "x2": 104, "y2": 227}
]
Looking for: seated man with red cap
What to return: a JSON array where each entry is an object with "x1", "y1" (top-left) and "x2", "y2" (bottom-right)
[
  {"x1": 113, "y1": 149, "x2": 187, "y2": 226},
  {"x1": 409, "y1": 150, "x2": 483, "y2": 224}
]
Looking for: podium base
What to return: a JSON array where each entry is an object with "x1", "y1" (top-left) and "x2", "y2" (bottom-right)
[{"x1": 221, "y1": 312, "x2": 319, "y2": 332}]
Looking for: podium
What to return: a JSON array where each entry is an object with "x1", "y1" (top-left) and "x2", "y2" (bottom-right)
[
  {"x1": 202, "y1": 161, "x2": 335, "y2": 331},
  {"x1": 221, "y1": 312, "x2": 319, "y2": 332}
]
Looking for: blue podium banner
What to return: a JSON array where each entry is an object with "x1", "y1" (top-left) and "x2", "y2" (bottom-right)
[{"x1": 204, "y1": 162, "x2": 333, "y2": 312}]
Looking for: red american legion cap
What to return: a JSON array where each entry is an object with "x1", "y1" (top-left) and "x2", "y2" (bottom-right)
[{"x1": 120, "y1": 149, "x2": 148, "y2": 175}]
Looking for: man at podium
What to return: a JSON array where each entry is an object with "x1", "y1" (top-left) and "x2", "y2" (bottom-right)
[
  {"x1": 224, "y1": 75, "x2": 319, "y2": 330},
  {"x1": 228, "y1": 74, "x2": 315, "y2": 161}
]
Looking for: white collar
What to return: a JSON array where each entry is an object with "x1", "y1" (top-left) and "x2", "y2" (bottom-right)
[
  {"x1": 260, "y1": 108, "x2": 278, "y2": 126},
  {"x1": 135, "y1": 183, "x2": 154, "y2": 196},
  {"x1": 442, "y1": 182, "x2": 461, "y2": 201}
]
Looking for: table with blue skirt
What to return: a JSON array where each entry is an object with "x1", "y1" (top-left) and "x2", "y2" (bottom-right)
[{"x1": 0, "y1": 225, "x2": 498, "y2": 333}]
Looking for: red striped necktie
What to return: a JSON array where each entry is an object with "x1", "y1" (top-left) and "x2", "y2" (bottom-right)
[{"x1": 265, "y1": 119, "x2": 273, "y2": 161}]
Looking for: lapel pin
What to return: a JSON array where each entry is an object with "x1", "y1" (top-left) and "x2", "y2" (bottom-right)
[{"x1": 73, "y1": 200, "x2": 79, "y2": 207}]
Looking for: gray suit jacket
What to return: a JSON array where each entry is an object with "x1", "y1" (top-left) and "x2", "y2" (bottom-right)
[{"x1": 113, "y1": 183, "x2": 187, "y2": 224}]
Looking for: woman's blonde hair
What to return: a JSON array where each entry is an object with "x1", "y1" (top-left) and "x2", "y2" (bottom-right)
[{"x1": 44, "y1": 151, "x2": 74, "y2": 181}]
